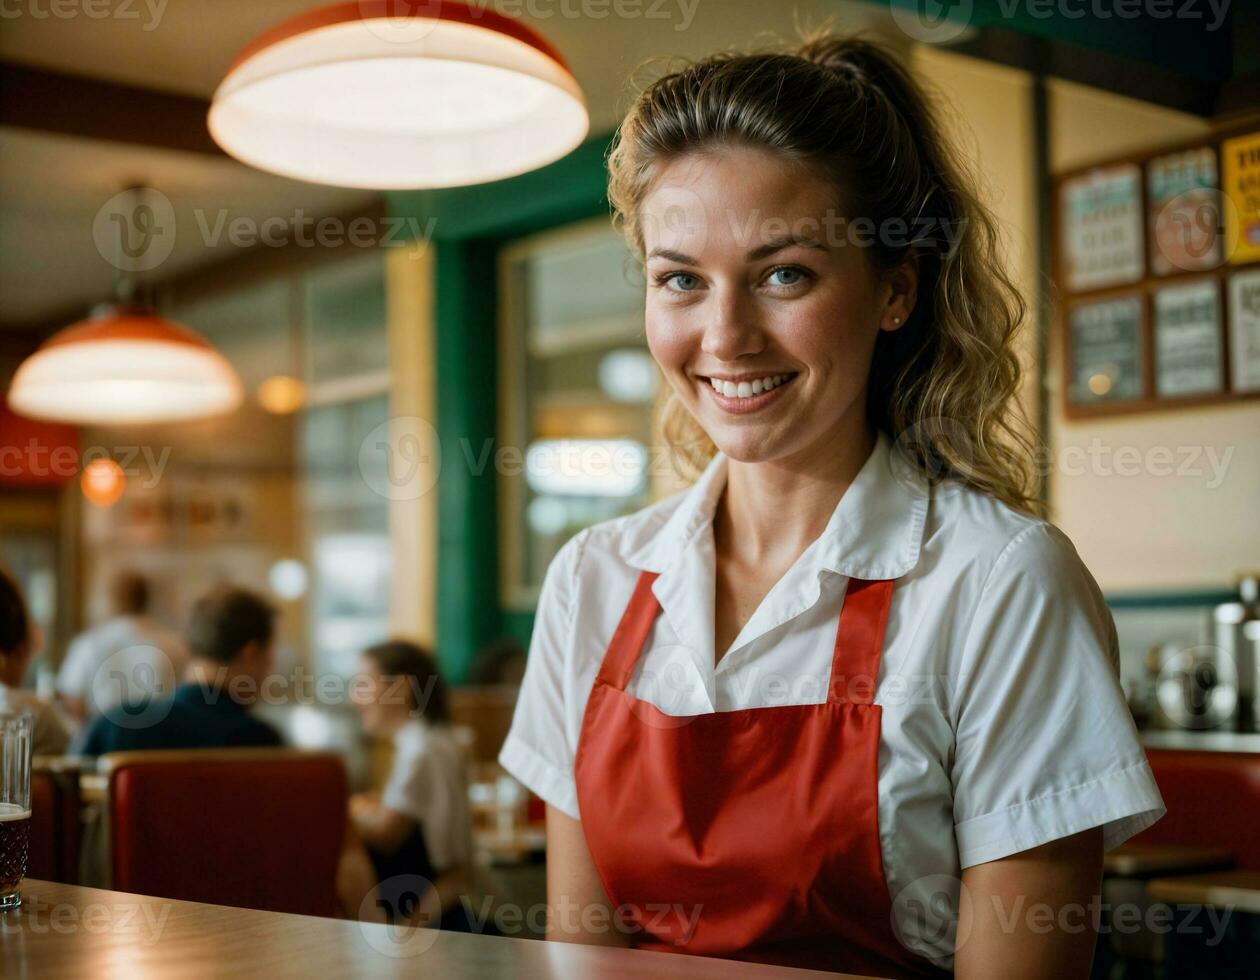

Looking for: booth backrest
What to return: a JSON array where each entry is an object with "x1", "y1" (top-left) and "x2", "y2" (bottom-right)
[
  {"x1": 1136, "y1": 748, "x2": 1260, "y2": 869},
  {"x1": 105, "y1": 748, "x2": 347, "y2": 916}
]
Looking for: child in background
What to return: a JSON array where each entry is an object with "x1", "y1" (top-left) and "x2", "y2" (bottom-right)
[{"x1": 339, "y1": 640, "x2": 475, "y2": 931}]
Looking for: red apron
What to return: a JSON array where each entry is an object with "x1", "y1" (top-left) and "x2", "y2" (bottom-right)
[{"x1": 574, "y1": 570, "x2": 951, "y2": 978}]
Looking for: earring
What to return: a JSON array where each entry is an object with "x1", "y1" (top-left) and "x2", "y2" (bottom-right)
[{"x1": 892, "y1": 316, "x2": 902, "y2": 325}]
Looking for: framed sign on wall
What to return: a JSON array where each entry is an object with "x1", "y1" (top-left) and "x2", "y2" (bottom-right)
[{"x1": 1055, "y1": 125, "x2": 1260, "y2": 419}]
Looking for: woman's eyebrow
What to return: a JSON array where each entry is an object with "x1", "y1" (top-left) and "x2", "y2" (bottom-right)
[{"x1": 646, "y1": 233, "x2": 829, "y2": 266}]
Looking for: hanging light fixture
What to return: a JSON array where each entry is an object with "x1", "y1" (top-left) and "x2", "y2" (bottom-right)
[
  {"x1": 207, "y1": 0, "x2": 589, "y2": 189},
  {"x1": 8, "y1": 303, "x2": 243, "y2": 425},
  {"x1": 7, "y1": 186, "x2": 243, "y2": 426}
]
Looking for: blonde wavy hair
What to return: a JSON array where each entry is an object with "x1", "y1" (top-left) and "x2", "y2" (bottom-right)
[{"x1": 606, "y1": 31, "x2": 1042, "y2": 517}]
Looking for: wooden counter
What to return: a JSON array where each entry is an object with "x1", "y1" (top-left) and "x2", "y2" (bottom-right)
[{"x1": 0, "y1": 879, "x2": 878, "y2": 979}]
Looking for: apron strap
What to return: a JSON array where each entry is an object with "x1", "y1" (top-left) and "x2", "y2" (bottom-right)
[
  {"x1": 827, "y1": 578, "x2": 895, "y2": 705},
  {"x1": 596, "y1": 569, "x2": 661, "y2": 691}
]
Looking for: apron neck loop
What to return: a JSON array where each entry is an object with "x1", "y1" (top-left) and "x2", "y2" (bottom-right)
[{"x1": 827, "y1": 577, "x2": 896, "y2": 705}]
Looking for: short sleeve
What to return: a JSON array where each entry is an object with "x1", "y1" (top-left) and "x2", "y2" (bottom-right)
[
  {"x1": 381, "y1": 733, "x2": 471, "y2": 871},
  {"x1": 56, "y1": 634, "x2": 97, "y2": 698},
  {"x1": 497, "y1": 530, "x2": 585, "y2": 821},
  {"x1": 950, "y1": 523, "x2": 1165, "y2": 869}
]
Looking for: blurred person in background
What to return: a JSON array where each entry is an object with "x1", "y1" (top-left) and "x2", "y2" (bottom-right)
[
  {"x1": 73, "y1": 584, "x2": 282, "y2": 756},
  {"x1": 338, "y1": 640, "x2": 475, "y2": 931},
  {"x1": 57, "y1": 569, "x2": 190, "y2": 725},
  {"x1": 0, "y1": 566, "x2": 70, "y2": 755}
]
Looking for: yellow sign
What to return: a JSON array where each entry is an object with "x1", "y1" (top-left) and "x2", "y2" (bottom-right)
[{"x1": 1222, "y1": 132, "x2": 1260, "y2": 265}]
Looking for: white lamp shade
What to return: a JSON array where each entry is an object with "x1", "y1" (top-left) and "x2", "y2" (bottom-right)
[
  {"x1": 207, "y1": 0, "x2": 589, "y2": 189},
  {"x1": 7, "y1": 307, "x2": 244, "y2": 425}
]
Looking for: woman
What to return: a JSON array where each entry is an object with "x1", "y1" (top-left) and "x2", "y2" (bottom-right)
[
  {"x1": 498, "y1": 33, "x2": 1165, "y2": 979},
  {"x1": 0, "y1": 567, "x2": 70, "y2": 756},
  {"x1": 341, "y1": 640, "x2": 475, "y2": 931}
]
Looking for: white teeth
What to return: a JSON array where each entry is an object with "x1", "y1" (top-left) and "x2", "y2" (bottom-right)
[{"x1": 708, "y1": 374, "x2": 792, "y2": 398}]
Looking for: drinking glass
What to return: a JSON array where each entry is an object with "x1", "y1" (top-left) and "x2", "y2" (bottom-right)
[{"x1": 0, "y1": 711, "x2": 34, "y2": 911}]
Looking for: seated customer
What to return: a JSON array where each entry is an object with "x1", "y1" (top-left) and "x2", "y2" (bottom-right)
[
  {"x1": 74, "y1": 584, "x2": 282, "y2": 756},
  {"x1": 0, "y1": 567, "x2": 70, "y2": 755},
  {"x1": 339, "y1": 640, "x2": 474, "y2": 931}
]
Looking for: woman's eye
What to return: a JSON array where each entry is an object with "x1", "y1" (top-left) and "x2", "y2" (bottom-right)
[
  {"x1": 656, "y1": 271, "x2": 700, "y2": 293},
  {"x1": 766, "y1": 266, "x2": 811, "y2": 288}
]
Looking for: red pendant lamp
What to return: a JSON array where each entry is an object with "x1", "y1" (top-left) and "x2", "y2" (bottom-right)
[
  {"x1": 208, "y1": 0, "x2": 589, "y2": 190},
  {"x1": 7, "y1": 303, "x2": 243, "y2": 425}
]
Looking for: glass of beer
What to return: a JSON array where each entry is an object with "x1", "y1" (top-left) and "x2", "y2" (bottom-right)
[{"x1": 0, "y1": 711, "x2": 33, "y2": 911}]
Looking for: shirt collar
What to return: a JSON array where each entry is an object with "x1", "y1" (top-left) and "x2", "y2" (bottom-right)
[{"x1": 619, "y1": 428, "x2": 929, "y2": 581}]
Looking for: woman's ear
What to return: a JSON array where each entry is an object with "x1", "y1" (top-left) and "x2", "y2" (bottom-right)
[{"x1": 879, "y1": 250, "x2": 919, "y2": 332}]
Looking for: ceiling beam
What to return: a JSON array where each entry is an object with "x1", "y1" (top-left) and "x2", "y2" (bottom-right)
[
  {"x1": 941, "y1": 28, "x2": 1221, "y2": 117},
  {"x1": 0, "y1": 61, "x2": 225, "y2": 157}
]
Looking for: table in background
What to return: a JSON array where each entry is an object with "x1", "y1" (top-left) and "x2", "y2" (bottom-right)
[
  {"x1": 1104, "y1": 843, "x2": 1234, "y2": 877},
  {"x1": 1145, "y1": 871, "x2": 1260, "y2": 978},
  {"x1": 1, "y1": 880, "x2": 879, "y2": 980}
]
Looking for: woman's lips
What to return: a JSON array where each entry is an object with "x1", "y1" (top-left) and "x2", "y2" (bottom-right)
[{"x1": 698, "y1": 373, "x2": 798, "y2": 415}]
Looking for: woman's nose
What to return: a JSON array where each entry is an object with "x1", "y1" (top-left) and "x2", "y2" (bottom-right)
[{"x1": 699, "y1": 288, "x2": 765, "y2": 362}]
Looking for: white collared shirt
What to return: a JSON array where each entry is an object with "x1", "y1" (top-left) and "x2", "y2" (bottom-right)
[
  {"x1": 499, "y1": 429, "x2": 1164, "y2": 968},
  {"x1": 382, "y1": 718, "x2": 472, "y2": 873}
]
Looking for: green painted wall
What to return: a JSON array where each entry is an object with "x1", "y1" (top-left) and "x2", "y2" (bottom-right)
[{"x1": 386, "y1": 131, "x2": 614, "y2": 683}]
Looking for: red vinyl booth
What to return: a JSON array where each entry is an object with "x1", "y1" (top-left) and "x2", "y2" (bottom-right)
[
  {"x1": 27, "y1": 766, "x2": 81, "y2": 883},
  {"x1": 27, "y1": 765, "x2": 81, "y2": 886},
  {"x1": 105, "y1": 748, "x2": 348, "y2": 916},
  {"x1": 1135, "y1": 748, "x2": 1260, "y2": 870}
]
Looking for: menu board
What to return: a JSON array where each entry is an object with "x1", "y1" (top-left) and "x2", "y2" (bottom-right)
[
  {"x1": 1153, "y1": 280, "x2": 1222, "y2": 397},
  {"x1": 1068, "y1": 296, "x2": 1144, "y2": 405},
  {"x1": 1222, "y1": 133, "x2": 1260, "y2": 266},
  {"x1": 1061, "y1": 164, "x2": 1145, "y2": 291},
  {"x1": 1229, "y1": 268, "x2": 1260, "y2": 393},
  {"x1": 1148, "y1": 147, "x2": 1221, "y2": 275},
  {"x1": 1056, "y1": 128, "x2": 1260, "y2": 418}
]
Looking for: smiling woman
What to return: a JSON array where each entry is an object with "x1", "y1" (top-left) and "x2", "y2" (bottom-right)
[{"x1": 498, "y1": 30, "x2": 1165, "y2": 980}]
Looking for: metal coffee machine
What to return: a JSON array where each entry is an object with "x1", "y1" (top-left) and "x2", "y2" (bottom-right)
[
  {"x1": 1213, "y1": 573, "x2": 1259, "y2": 733},
  {"x1": 1141, "y1": 574, "x2": 1259, "y2": 733}
]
